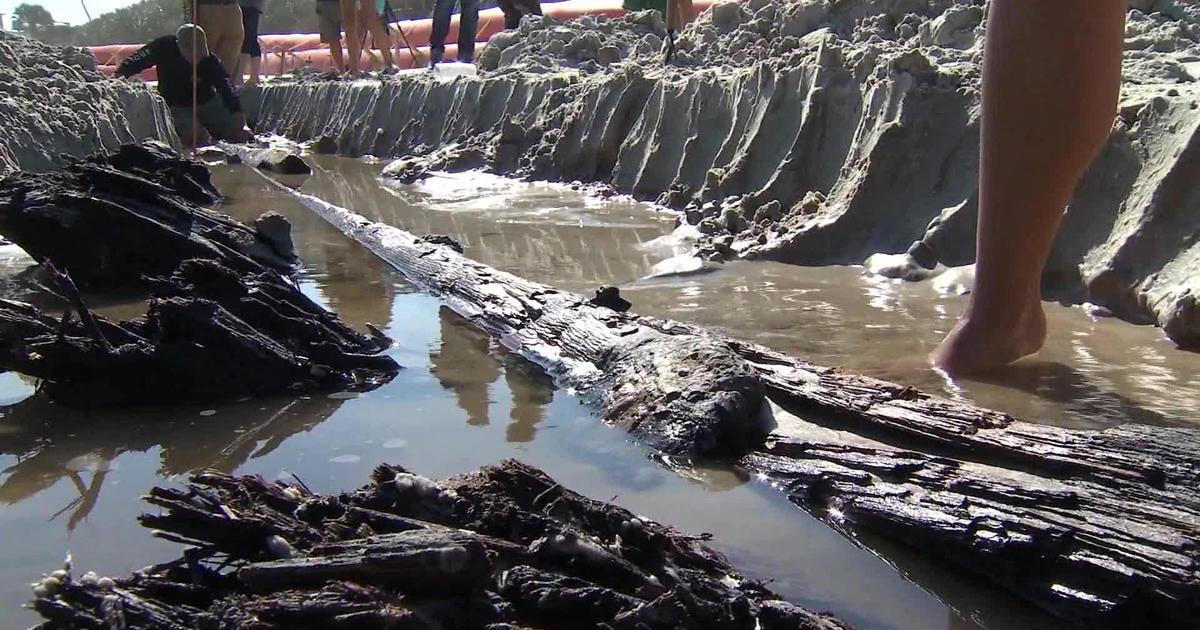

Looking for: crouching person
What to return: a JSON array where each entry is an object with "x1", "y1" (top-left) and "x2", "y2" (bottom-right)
[{"x1": 117, "y1": 24, "x2": 251, "y2": 147}]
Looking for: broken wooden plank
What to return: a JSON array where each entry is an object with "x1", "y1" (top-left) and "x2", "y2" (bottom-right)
[
  {"x1": 0, "y1": 259, "x2": 398, "y2": 407},
  {"x1": 217, "y1": 142, "x2": 312, "y2": 175},
  {"x1": 32, "y1": 461, "x2": 845, "y2": 630},
  {"x1": 0, "y1": 141, "x2": 298, "y2": 289},
  {"x1": 267, "y1": 179, "x2": 1200, "y2": 627}
]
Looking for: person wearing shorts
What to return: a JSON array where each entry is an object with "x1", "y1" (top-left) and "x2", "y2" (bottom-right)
[
  {"x1": 117, "y1": 24, "x2": 250, "y2": 147},
  {"x1": 192, "y1": 0, "x2": 244, "y2": 73},
  {"x1": 316, "y1": 0, "x2": 346, "y2": 71},
  {"x1": 342, "y1": 0, "x2": 394, "y2": 72},
  {"x1": 238, "y1": 0, "x2": 265, "y2": 84}
]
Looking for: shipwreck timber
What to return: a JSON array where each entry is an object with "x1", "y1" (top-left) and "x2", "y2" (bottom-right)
[
  {"x1": 0, "y1": 141, "x2": 299, "y2": 288},
  {"x1": 264, "y1": 178, "x2": 1200, "y2": 628},
  {"x1": 30, "y1": 460, "x2": 847, "y2": 630},
  {"x1": 0, "y1": 143, "x2": 399, "y2": 405}
]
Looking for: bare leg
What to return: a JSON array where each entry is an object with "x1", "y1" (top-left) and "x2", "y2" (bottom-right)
[
  {"x1": 248, "y1": 55, "x2": 261, "y2": 83},
  {"x1": 394, "y1": 23, "x2": 423, "y2": 67},
  {"x1": 931, "y1": 0, "x2": 1125, "y2": 375},
  {"x1": 341, "y1": 0, "x2": 361, "y2": 72},
  {"x1": 666, "y1": 0, "x2": 692, "y2": 31},
  {"x1": 360, "y1": 0, "x2": 394, "y2": 68},
  {"x1": 392, "y1": 26, "x2": 403, "y2": 66},
  {"x1": 329, "y1": 41, "x2": 346, "y2": 72},
  {"x1": 236, "y1": 52, "x2": 250, "y2": 84},
  {"x1": 218, "y1": 6, "x2": 245, "y2": 74}
]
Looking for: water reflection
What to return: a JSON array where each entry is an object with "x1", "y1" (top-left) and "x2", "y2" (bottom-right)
[
  {"x1": 0, "y1": 393, "x2": 350, "y2": 529},
  {"x1": 431, "y1": 307, "x2": 503, "y2": 426},
  {"x1": 970, "y1": 360, "x2": 1169, "y2": 426},
  {"x1": 315, "y1": 231, "x2": 397, "y2": 331},
  {"x1": 298, "y1": 156, "x2": 674, "y2": 292},
  {"x1": 430, "y1": 307, "x2": 555, "y2": 441},
  {"x1": 216, "y1": 171, "x2": 404, "y2": 332},
  {"x1": 503, "y1": 352, "x2": 555, "y2": 443},
  {"x1": 624, "y1": 262, "x2": 1200, "y2": 429}
]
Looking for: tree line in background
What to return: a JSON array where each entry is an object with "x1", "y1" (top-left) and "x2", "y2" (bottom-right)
[{"x1": 6, "y1": 0, "x2": 451, "y2": 47}]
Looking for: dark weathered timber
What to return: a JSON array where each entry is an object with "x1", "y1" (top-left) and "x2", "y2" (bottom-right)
[
  {"x1": 218, "y1": 142, "x2": 312, "y2": 175},
  {"x1": 274, "y1": 186, "x2": 768, "y2": 459},
  {"x1": 0, "y1": 259, "x2": 398, "y2": 407},
  {"x1": 0, "y1": 141, "x2": 298, "y2": 289},
  {"x1": 270, "y1": 182, "x2": 1200, "y2": 627},
  {"x1": 31, "y1": 461, "x2": 847, "y2": 630},
  {"x1": 0, "y1": 143, "x2": 396, "y2": 406}
]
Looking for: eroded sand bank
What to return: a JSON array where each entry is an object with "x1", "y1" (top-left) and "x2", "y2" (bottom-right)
[{"x1": 0, "y1": 32, "x2": 176, "y2": 174}]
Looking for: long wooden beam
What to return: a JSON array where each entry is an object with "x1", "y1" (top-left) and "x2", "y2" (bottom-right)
[{"x1": 265, "y1": 175, "x2": 1200, "y2": 627}]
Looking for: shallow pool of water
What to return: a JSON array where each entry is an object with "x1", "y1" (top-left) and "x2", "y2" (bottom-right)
[
  {"x1": 4, "y1": 157, "x2": 1195, "y2": 628},
  {"x1": 624, "y1": 261, "x2": 1200, "y2": 431}
]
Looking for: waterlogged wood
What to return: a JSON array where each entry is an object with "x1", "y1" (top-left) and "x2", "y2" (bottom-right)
[
  {"x1": 0, "y1": 141, "x2": 299, "y2": 288},
  {"x1": 0, "y1": 259, "x2": 398, "y2": 407},
  {"x1": 238, "y1": 529, "x2": 508, "y2": 592},
  {"x1": 268, "y1": 181, "x2": 1200, "y2": 627},
  {"x1": 0, "y1": 143, "x2": 396, "y2": 406},
  {"x1": 272, "y1": 182, "x2": 769, "y2": 459},
  {"x1": 218, "y1": 141, "x2": 312, "y2": 175},
  {"x1": 33, "y1": 461, "x2": 843, "y2": 630}
]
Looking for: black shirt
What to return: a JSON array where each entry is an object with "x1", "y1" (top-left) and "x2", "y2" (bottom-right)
[{"x1": 116, "y1": 35, "x2": 241, "y2": 113}]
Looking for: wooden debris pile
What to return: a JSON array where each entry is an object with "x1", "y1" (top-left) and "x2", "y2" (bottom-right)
[
  {"x1": 0, "y1": 140, "x2": 299, "y2": 289},
  {"x1": 0, "y1": 259, "x2": 398, "y2": 406},
  {"x1": 0, "y1": 142, "x2": 398, "y2": 406},
  {"x1": 29, "y1": 460, "x2": 848, "y2": 630}
]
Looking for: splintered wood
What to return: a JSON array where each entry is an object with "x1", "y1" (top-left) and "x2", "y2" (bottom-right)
[{"x1": 31, "y1": 461, "x2": 846, "y2": 630}]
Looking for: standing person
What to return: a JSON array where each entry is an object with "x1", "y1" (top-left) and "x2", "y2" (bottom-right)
[
  {"x1": 365, "y1": 0, "x2": 395, "y2": 68},
  {"x1": 238, "y1": 0, "x2": 265, "y2": 84},
  {"x1": 429, "y1": 0, "x2": 479, "y2": 67},
  {"x1": 188, "y1": 0, "x2": 244, "y2": 74},
  {"x1": 316, "y1": 0, "x2": 346, "y2": 71},
  {"x1": 497, "y1": 0, "x2": 541, "y2": 31},
  {"x1": 662, "y1": 0, "x2": 692, "y2": 61},
  {"x1": 931, "y1": 0, "x2": 1125, "y2": 374},
  {"x1": 116, "y1": 24, "x2": 251, "y2": 147},
  {"x1": 621, "y1": 0, "x2": 688, "y2": 61},
  {"x1": 381, "y1": 0, "x2": 425, "y2": 68},
  {"x1": 343, "y1": 0, "x2": 394, "y2": 72}
]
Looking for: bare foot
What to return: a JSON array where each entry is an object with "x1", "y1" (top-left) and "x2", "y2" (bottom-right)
[{"x1": 930, "y1": 299, "x2": 1047, "y2": 375}]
